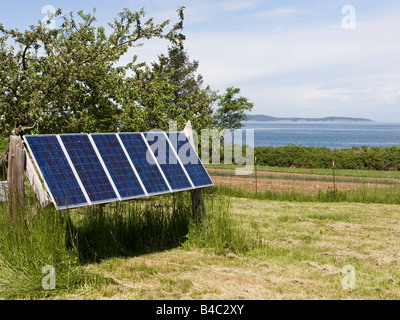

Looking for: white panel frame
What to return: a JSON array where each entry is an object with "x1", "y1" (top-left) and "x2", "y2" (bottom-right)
[
  {"x1": 24, "y1": 135, "x2": 91, "y2": 210},
  {"x1": 92, "y1": 132, "x2": 149, "y2": 200},
  {"x1": 118, "y1": 133, "x2": 171, "y2": 197},
  {"x1": 140, "y1": 132, "x2": 173, "y2": 194},
  {"x1": 88, "y1": 134, "x2": 122, "y2": 201},
  {"x1": 59, "y1": 134, "x2": 121, "y2": 206},
  {"x1": 24, "y1": 135, "x2": 58, "y2": 208},
  {"x1": 170, "y1": 131, "x2": 215, "y2": 188},
  {"x1": 163, "y1": 132, "x2": 195, "y2": 190},
  {"x1": 57, "y1": 135, "x2": 93, "y2": 207},
  {"x1": 24, "y1": 131, "x2": 214, "y2": 211}
]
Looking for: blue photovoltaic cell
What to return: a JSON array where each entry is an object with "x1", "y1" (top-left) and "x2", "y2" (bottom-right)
[
  {"x1": 167, "y1": 132, "x2": 214, "y2": 188},
  {"x1": 60, "y1": 134, "x2": 118, "y2": 203},
  {"x1": 91, "y1": 133, "x2": 145, "y2": 199},
  {"x1": 25, "y1": 131, "x2": 213, "y2": 211},
  {"x1": 118, "y1": 133, "x2": 170, "y2": 195},
  {"x1": 144, "y1": 132, "x2": 192, "y2": 191},
  {"x1": 24, "y1": 135, "x2": 88, "y2": 209}
]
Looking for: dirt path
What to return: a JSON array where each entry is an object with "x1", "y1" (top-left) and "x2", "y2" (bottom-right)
[
  {"x1": 207, "y1": 168, "x2": 400, "y2": 183},
  {"x1": 207, "y1": 168, "x2": 397, "y2": 194}
]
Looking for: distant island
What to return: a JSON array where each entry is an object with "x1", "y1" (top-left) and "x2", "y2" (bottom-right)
[{"x1": 246, "y1": 114, "x2": 374, "y2": 122}]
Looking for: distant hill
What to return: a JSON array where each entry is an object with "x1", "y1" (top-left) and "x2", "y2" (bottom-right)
[{"x1": 246, "y1": 114, "x2": 374, "y2": 122}]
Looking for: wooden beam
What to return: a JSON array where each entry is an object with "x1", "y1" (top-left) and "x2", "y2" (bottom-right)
[
  {"x1": 25, "y1": 149, "x2": 51, "y2": 207},
  {"x1": 183, "y1": 120, "x2": 195, "y2": 147},
  {"x1": 184, "y1": 121, "x2": 206, "y2": 223},
  {"x1": 7, "y1": 135, "x2": 25, "y2": 216},
  {"x1": 191, "y1": 187, "x2": 206, "y2": 223}
]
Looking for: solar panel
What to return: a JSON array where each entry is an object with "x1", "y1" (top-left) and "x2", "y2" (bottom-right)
[
  {"x1": 24, "y1": 131, "x2": 213, "y2": 210},
  {"x1": 24, "y1": 135, "x2": 88, "y2": 209},
  {"x1": 60, "y1": 134, "x2": 119, "y2": 204},
  {"x1": 90, "y1": 133, "x2": 146, "y2": 200},
  {"x1": 118, "y1": 133, "x2": 171, "y2": 195},
  {"x1": 167, "y1": 132, "x2": 214, "y2": 188},
  {"x1": 144, "y1": 132, "x2": 193, "y2": 192}
]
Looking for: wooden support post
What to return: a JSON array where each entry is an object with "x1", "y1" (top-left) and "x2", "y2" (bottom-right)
[
  {"x1": 25, "y1": 149, "x2": 51, "y2": 208},
  {"x1": 332, "y1": 159, "x2": 336, "y2": 192},
  {"x1": 7, "y1": 135, "x2": 26, "y2": 217},
  {"x1": 191, "y1": 187, "x2": 206, "y2": 223},
  {"x1": 184, "y1": 121, "x2": 206, "y2": 223},
  {"x1": 255, "y1": 156, "x2": 258, "y2": 194}
]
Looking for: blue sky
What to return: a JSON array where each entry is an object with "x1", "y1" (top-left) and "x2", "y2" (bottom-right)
[{"x1": 1, "y1": 0, "x2": 400, "y2": 122}]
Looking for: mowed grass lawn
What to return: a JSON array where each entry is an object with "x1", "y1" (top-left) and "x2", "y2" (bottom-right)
[{"x1": 77, "y1": 198, "x2": 400, "y2": 300}]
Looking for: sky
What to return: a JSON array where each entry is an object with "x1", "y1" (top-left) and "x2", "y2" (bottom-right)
[{"x1": 1, "y1": 0, "x2": 400, "y2": 122}]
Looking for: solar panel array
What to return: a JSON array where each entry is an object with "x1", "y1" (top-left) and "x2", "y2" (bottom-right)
[{"x1": 24, "y1": 132, "x2": 213, "y2": 210}]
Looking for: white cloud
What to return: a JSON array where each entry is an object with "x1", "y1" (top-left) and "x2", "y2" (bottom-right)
[
  {"x1": 181, "y1": 11, "x2": 400, "y2": 120},
  {"x1": 116, "y1": 2, "x2": 400, "y2": 121},
  {"x1": 188, "y1": 15, "x2": 400, "y2": 85},
  {"x1": 219, "y1": 1, "x2": 258, "y2": 12},
  {"x1": 254, "y1": 6, "x2": 299, "y2": 20}
]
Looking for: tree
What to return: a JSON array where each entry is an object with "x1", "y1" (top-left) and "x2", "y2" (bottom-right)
[
  {"x1": 0, "y1": 7, "x2": 253, "y2": 140},
  {"x1": 152, "y1": 46, "x2": 218, "y2": 131},
  {"x1": 213, "y1": 86, "x2": 254, "y2": 131},
  {"x1": 121, "y1": 45, "x2": 217, "y2": 132},
  {"x1": 124, "y1": 45, "x2": 254, "y2": 133},
  {"x1": 0, "y1": 7, "x2": 185, "y2": 136}
]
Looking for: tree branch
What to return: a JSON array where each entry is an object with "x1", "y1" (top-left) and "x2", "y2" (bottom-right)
[
  {"x1": 22, "y1": 42, "x2": 32, "y2": 71},
  {"x1": 80, "y1": 33, "x2": 142, "y2": 65}
]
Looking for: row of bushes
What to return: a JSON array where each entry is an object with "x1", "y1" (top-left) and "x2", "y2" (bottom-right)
[{"x1": 216, "y1": 144, "x2": 400, "y2": 170}]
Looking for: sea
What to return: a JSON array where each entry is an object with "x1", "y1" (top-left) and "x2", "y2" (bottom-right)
[{"x1": 240, "y1": 122, "x2": 400, "y2": 149}]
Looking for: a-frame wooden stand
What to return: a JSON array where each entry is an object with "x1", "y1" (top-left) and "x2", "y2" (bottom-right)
[{"x1": 7, "y1": 122, "x2": 205, "y2": 222}]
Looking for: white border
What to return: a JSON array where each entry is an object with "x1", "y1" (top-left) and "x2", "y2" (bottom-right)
[
  {"x1": 141, "y1": 132, "x2": 173, "y2": 193},
  {"x1": 92, "y1": 132, "x2": 149, "y2": 200},
  {"x1": 169, "y1": 131, "x2": 215, "y2": 188},
  {"x1": 118, "y1": 133, "x2": 172, "y2": 197},
  {"x1": 24, "y1": 135, "x2": 90, "y2": 210},
  {"x1": 57, "y1": 135, "x2": 93, "y2": 206},
  {"x1": 24, "y1": 135, "x2": 58, "y2": 208},
  {"x1": 88, "y1": 134, "x2": 122, "y2": 201},
  {"x1": 59, "y1": 134, "x2": 121, "y2": 206},
  {"x1": 163, "y1": 132, "x2": 196, "y2": 190},
  {"x1": 23, "y1": 131, "x2": 214, "y2": 210}
]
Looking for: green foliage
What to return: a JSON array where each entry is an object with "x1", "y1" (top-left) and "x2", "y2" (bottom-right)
[
  {"x1": 0, "y1": 134, "x2": 7, "y2": 154},
  {"x1": 0, "y1": 190, "x2": 194, "y2": 298},
  {"x1": 0, "y1": 184, "x2": 266, "y2": 298},
  {"x1": 213, "y1": 87, "x2": 254, "y2": 131},
  {"x1": 0, "y1": 203, "x2": 104, "y2": 299},
  {"x1": 122, "y1": 45, "x2": 217, "y2": 132},
  {"x1": 74, "y1": 194, "x2": 193, "y2": 263},
  {"x1": 252, "y1": 145, "x2": 400, "y2": 171},
  {"x1": 212, "y1": 185, "x2": 400, "y2": 205},
  {"x1": 0, "y1": 7, "x2": 186, "y2": 135},
  {"x1": 0, "y1": 134, "x2": 7, "y2": 179},
  {"x1": 0, "y1": 7, "x2": 253, "y2": 138},
  {"x1": 183, "y1": 195, "x2": 263, "y2": 255}
]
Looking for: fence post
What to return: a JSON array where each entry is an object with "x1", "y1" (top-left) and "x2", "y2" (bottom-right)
[
  {"x1": 184, "y1": 121, "x2": 206, "y2": 223},
  {"x1": 332, "y1": 159, "x2": 336, "y2": 192},
  {"x1": 7, "y1": 135, "x2": 26, "y2": 217},
  {"x1": 255, "y1": 156, "x2": 258, "y2": 193}
]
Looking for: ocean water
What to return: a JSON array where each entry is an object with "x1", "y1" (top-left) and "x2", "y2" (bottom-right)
[{"x1": 240, "y1": 122, "x2": 400, "y2": 149}]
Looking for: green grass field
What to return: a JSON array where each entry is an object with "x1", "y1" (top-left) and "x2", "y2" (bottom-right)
[
  {"x1": 0, "y1": 164, "x2": 399, "y2": 300},
  {"x1": 0, "y1": 136, "x2": 7, "y2": 155},
  {"x1": 82, "y1": 199, "x2": 400, "y2": 300}
]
